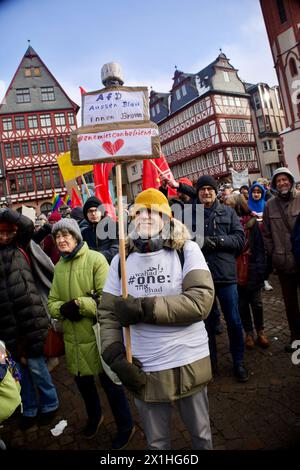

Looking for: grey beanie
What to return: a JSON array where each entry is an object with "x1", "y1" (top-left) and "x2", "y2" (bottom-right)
[{"x1": 52, "y1": 218, "x2": 83, "y2": 242}]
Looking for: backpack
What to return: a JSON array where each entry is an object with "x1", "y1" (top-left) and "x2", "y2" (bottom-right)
[{"x1": 291, "y1": 212, "x2": 300, "y2": 268}]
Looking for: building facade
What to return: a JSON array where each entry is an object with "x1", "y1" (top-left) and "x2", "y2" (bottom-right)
[
  {"x1": 260, "y1": 0, "x2": 300, "y2": 179},
  {"x1": 245, "y1": 82, "x2": 286, "y2": 178},
  {"x1": 149, "y1": 53, "x2": 261, "y2": 186},
  {"x1": 0, "y1": 46, "x2": 79, "y2": 213}
]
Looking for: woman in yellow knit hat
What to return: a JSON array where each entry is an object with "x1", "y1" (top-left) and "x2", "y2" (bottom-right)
[{"x1": 99, "y1": 188, "x2": 215, "y2": 450}]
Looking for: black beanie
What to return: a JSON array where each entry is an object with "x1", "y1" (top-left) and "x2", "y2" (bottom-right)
[
  {"x1": 83, "y1": 196, "x2": 102, "y2": 220},
  {"x1": 71, "y1": 206, "x2": 84, "y2": 222},
  {"x1": 196, "y1": 175, "x2": 218, "y2": 194}
]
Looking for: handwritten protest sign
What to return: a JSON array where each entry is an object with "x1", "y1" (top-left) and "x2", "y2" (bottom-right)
[
  {"x1": 71, "y1": 121, "x2": 160, "y2": 164},
  {"x1": 82, "y1": 86, "x2": 149, "y2": 125}
]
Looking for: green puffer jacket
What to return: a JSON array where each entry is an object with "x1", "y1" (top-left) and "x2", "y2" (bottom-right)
[{"x1": 48, "y1": 242, "x2": 109, "y2": 376}]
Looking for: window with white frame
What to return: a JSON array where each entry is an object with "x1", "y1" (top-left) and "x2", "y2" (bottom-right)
[
  {"x1": 263, "y1": 140, "x2": 273, "y2": 151},
  {"x1": 176, "y1": 89, "x2": 181, "y2": 100},
  {"x1": 41, "y1": 86, "x2": 55, "y2": 101},
  {"x1": 40, "y1": 114, "x2": 51, "y2": 127},
  {"x1": 223, "y1": 71, "x2": 230, "y2": 82},
  {"x1": 28, "y1": 115, "x2": 38, "y2": 128},
  {"x1": 15, "y1": 116, "x2": 25, "y2": 130},
  {"x1": 2, "y1": 118, "x2": 12, "y2": 131},
  {"x1": 181, "y1": 84, "x2": 187, "y2": 96},
  {"x1": 55, "y1": 113, "x2": 66, "y2": 126},
  {"x1": 68, "y1": 112, "x2": 75, "y2": 125},
  {"x1": 257, "y1": 116, "x2": 265, "y2": 132},
  {"x1": 16, "y1": 88, "x2": 30, "y2": 103},
  {"x1": 155, "y1": 104, "x2": 160, "y2": 114},
  {"x1": 253, "y1": 92, "x2": 261, "y2": 110}
]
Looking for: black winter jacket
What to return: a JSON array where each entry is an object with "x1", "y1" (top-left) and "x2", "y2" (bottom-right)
[
  {"x1": 0, "y1": 210, "x2": 49, "y2": 359},
  {"x1": 82, "y1": 216, "x2": 119, "y2": 264},
  {"x1": 202, "y1": 201, "x2": 245, "y2": 283}
]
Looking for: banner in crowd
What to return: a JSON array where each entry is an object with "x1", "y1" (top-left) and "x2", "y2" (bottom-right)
[
  {"x1": 230, "y1": 168, "x2": 249, "y2": 189},
  {"x1": 57, "y1": 151, "x2": 93, "y2": 182}
]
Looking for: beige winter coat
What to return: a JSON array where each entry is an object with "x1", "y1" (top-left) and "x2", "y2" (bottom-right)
[{"x1": 99, "y1": 219, "x2": 214, "y2": 402}]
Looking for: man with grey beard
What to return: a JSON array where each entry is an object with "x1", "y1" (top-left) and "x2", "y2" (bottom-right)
[{"x1": 263, "y1": 167, "x2": 300, "y2": 352}]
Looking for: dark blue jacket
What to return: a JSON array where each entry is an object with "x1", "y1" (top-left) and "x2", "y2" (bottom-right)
[
  {"x1": 82, "y1": 216, "x2": 119, "y2": 264},
  {"x1": 202, "y1": 201, "x2": 245, "y2": 283},
  {"x1": 176, "y1": 184, "x2": 245, "y2": 282}
]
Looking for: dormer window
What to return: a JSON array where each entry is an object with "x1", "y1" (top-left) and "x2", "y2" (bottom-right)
[
  {"x1": 16, "y1": 88, "x2": 30, "y2": 103},
  {"x1": 223, "y1": 71, "x2": 230, "y2": 82},
  {"x1": 41, "y1": 86, "x2": 55, "y2": 101}
]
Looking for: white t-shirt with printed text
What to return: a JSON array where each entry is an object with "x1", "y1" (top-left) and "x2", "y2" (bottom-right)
[{"x1": 103, "y1": 240, "x2": 210, "y2": 372}]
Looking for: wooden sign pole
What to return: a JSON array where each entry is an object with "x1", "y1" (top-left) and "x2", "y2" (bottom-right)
[
  {"x1": 115, "y1": 163, "x2": 132, "y2": 363},
  {"x1": 81, "y1": 173, "x2": 91, "y2": 198}
]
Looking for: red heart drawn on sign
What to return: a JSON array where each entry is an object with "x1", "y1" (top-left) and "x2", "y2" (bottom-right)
[
  {"x1": 102, "y1": 139, "x2": 124, "y2": 155},
  {"x1": 102, "y1": 141, "x2": 114, "y2": 155},
  {"x1": 113, "y1": 139, "x2": 124, "y2": 153}
]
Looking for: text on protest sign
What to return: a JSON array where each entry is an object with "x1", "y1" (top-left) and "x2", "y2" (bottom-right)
[
  {"x1": 71, "y1": 122, "x2": 161, "y2": 164},
  {"x1": 82, "y1": 86, "x2": 149, "y2": 125}
]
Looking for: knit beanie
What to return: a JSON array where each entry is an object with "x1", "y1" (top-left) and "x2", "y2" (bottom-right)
[
  {"x1": 83, "y1": 196, "x2": 103, "y2": 220},
  {"x1": 52, "y1": 218, "x2": 83, "y2": 242},
  {"x1": 178, "y1": 177, "x2": 193, "y2": 187},
  {"x1": 71, "y1": 206, "x2": 84, "y2": 222},
  {"x1": 48, "y1": 211, "x2": 62, "y2": 223},
  {"x1": 196, "y1": 175, "x2": 218, "y2": 194},
  {"x1": 132, "y1": 188, "x2": 172, "y2": 218}
]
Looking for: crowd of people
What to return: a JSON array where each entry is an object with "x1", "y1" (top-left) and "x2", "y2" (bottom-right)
[{"x1": 1, "y1": 166, "x2": 300, "y2": 450}]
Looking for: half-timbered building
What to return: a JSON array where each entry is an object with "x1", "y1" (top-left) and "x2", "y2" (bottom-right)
[
  {"x1": 150, "y1": 53, "x2": 260, "y2": 185},
  {"x1": 0, "y1": 46, "x2": 79, "y2": 212}
]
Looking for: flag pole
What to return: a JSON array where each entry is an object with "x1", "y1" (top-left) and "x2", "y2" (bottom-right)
[
  {"x1": 81, "y1": 173, "x2": 91, "y2": 197},
  {"x1": 149, "y1": 158, "x2": 165, "y2": 176},
  {"x1": 115, "y1": 163, "x2": 132, "y2": 363}
]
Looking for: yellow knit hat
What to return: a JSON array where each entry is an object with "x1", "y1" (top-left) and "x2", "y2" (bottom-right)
[{"x1": 132, "y1": 188, "x2": 172, "y2": 219}]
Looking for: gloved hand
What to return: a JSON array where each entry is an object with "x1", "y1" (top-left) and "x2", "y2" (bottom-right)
[
  {"x1": 114, "y1": 295, "x2": 155, "y2": 326},
  {"x1": 202, "y1": 236, "x2": 219, "y2": 252},
  {"x1": 102, "y1": 342, "x2": 146, "y2": 393},
  {"x1": 60, "y1": 300, "x2": 81, "y2": 322}
]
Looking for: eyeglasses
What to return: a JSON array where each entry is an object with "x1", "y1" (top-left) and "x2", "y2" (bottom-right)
[
  {"x1": 198, "y1": 187, "x2": 215, "y2": 193},
  {"x1": 87, "y1": 208, "x2": 99, "y2": 214}
]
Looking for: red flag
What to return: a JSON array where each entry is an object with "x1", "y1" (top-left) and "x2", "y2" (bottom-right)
[
  {"x1": 71, "y1": 187, "x2": 83, "y2": 208},
  {"x1": 93, "y1": 163, "x2": 116, "y2": 219},
  {"x1": 142, "y1": 154, "x2": 177, "y2": 196},
  {"x1": 79, "y1": 86, "x2": 87, "y2": 95}
]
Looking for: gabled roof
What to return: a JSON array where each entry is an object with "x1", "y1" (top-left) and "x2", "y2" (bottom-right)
[{"x1": 0, "y1": 46, "x2": 79, "y2": 115}]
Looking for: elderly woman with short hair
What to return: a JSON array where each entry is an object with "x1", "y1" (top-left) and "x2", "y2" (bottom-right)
[{"x1": 48, "y1": 218, "x2": 134, "y2": 449}]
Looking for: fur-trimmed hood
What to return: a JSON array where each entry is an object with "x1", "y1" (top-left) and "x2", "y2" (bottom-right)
[{"x1": 125, "y1": 217, "x2": 191, "y2": 255}]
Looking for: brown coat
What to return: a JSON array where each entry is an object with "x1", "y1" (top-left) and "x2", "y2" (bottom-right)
[{"x1": 263, "y1": 189, "x2": 300, "y2": 273}]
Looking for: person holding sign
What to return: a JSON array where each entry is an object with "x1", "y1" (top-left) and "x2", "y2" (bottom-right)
[{"x1": 100, "y1": 188, "x2": 214, "y2": 450}]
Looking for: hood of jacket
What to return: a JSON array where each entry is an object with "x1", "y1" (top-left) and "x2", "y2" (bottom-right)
[
  {"x1": 271, "y1": 167, "x2": 295, "y2": 193},
  {"x1": 248, "y1": 182, "x2": 266, "y2": 214}
]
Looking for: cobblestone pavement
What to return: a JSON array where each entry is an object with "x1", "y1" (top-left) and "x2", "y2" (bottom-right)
[{"x1": 2, "y1": 274, "x2": 300, "y2": 451}]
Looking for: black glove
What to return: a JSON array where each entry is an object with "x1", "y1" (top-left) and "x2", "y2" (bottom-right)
[
  {"x1": 202, "y1": 236, "x2": 219, "y2": 253},
  {"x1": 114, "y1": 295, "x2": 155, "y2": 327},
  {"x1": 102, "y1": 342, "x2": 146, "y2": 393},
  {"x1": 60, "y1": 300, "x2": 81, "y2": 322}
]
